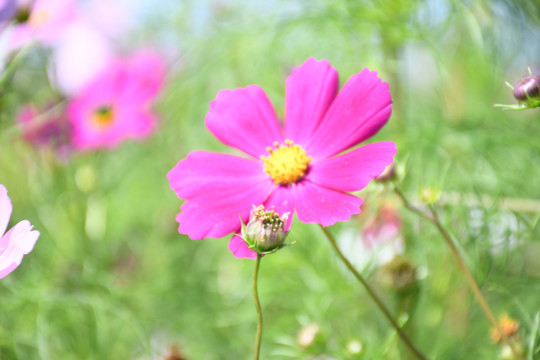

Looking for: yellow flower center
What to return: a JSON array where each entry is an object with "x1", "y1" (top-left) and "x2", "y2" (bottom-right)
[
  {"x1": 91, "y1": 106, "x2": 115, "y2": 129},
  {"x1": 261, "y1": 140, "x2": 311, "y2": 185},
  {"x1": 29, "y1": 10, "x2": 50, "y2": 28}
]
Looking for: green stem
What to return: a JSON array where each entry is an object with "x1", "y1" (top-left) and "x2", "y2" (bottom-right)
[
  {"x1": 394, "y1": 187, "x2": 525, "y2": 360},
  {"x1": 319, "y1": 225, "x2": 429, "y2": 360},
  {"x1": 252, "y1": 253, "x2": 263, "y2": 360}
]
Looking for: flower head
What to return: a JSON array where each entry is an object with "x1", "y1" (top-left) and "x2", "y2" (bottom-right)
[
  {"x1": 7, "y1": 0, "x2": 77, "y2": 50},
  {"x1": 241, "y1": 205, "x2": 290, "y2": 254},
  {"x1": 0, "y1": 184, "x2": 39, "y2": 279},
  {"x1": 17, "y1": 104, "x2": 72, "y2": 151},
  {"x1": 168, "y1": 58, "x2": 396, "y2": 259},
  {"x1": 67, "y1": 50, "x2": 165, "y2": 150}
]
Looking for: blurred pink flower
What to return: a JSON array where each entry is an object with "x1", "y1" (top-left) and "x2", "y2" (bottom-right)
[
  {"x1": 67, "y1": 50, "x2": 165, "y2": 150},
  {"x1": 17, "y1": 104, "x2": 71, "y2": 150},
  {"x1": 8, "y1": 0, "x2": 76, "y2": 50},
  {"x1": 168, "y1": 58, "x2": 396, "y2": 259},
  {"x1": 0, "y1": 184, "x2": 39, "y2": 279},
  {"x1": 50, "y1": 21, "x2": 113, "y2": 96},
  {"x1": 363, "y1": 203, "x2": 402, "y2": 248}
]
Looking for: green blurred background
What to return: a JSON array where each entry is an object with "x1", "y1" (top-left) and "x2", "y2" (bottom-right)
[{"x1": 1, "y1": 0, "x2": 540, "y2": 358}]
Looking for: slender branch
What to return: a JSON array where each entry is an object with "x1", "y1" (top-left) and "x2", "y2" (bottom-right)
[
  {"x1": 252, "y1": 253, "x2": 263, "y2": 360},
  {"x1": 395, "y1": 187, "x2": 525, "y2": 360},
  {"x1": 319, "y1": 224, "x2": 429, "y2": 360}
]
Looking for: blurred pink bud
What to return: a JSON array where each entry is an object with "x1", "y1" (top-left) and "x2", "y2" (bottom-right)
[
  {"x1": 363, "y1": 203, "x2": 402, "y2": 248},
  {"x1": 0, "y1": 184, "x2": 39, "y2": 279},
  {"x1": 67, "y1": 50, "x2": 166, "y2": 150},
  {"x1": 513, "y1": 75, "x2": 540, "y2": 102}
]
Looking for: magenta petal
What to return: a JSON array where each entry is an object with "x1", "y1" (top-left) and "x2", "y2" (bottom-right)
[
  {"x1": 228, "y1": 234, "x2": 258, "y2": 259},
  {"x1": 205, "y1": 85, "x2": 283, "y2": 158},
  {"x1": 167, "y1": 151, "x2": 269, "y2": 199},
  {"x1": 306, "y1": 69, "x2": 392, "y2": 159},
  {"x1": 168, "y1": 151, "x2": 274, "y2": 240},
  {"x1": 0, "y1": 220, "x2": 39, "y2": 279},
  {"x1": 0, "y1": 185, "x2": 13, "y2": 237},
  {"x1": 308, "y1": 141, "x2": 397, "y2": 192},
  {"x1": 292, "y1": 181, "x2": 363, "y2": 227},
  {"x1": 264, "y1": 185, "x2": 294, "y2": 230},
  {"x1": 284, "y1": 58, "x2": 338, "y2": 146},
  {"x1": 177, "y1": 179, "x2": 271, "y2": 239}
]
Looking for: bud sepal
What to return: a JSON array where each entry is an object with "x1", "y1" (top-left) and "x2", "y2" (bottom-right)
[{"x1": 240, "y1": 205, "x2": 295, "y2": 255}]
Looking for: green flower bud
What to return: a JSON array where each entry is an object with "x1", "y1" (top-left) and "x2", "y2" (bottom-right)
[{"x1": 241, "y1": 205, "x2": 291, "y2": 255}]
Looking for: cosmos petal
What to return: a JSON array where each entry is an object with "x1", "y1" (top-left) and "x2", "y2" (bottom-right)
[
  {"x1": 292, "y1": 181, "x2": 363, "y2": 227},
  {"x1": 0, "y1": 220, "x2": 40, "y2": 279},
  {"x1": 167, "y1": 151, "x2": 269, "y2": 199},
  {"x1": 228, "y1": 235, "x2": 258, "y2": 260},
  {"x1": 264, "y1": 185, "x2": 294, "y2": 230},
  {"x1": 308, "y1": 141, "x2": 397, "y2": 192},
  {"x1": 0, "y1": 185, "x2": 12, "y2": 237},
  {"x1": 168, "y1": 152, "x2": 274, "y2": 240},
  {"x1": 205, "y1": 85, "x2": 283, "y2": 158},
  {"x1": 306, "y1": 69, "x2": 392, "y2": 159},
  {"x1": 284, "y1": 58, "x2": 339, "y2": 147}
]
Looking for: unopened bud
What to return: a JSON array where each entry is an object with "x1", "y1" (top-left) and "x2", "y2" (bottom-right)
[
  {"x1": 375, "y1": 164, "x2": 396, "y2": 183},
  {"x1": 419, "y1": 187, "x2": 440, "y2": 205},
  {"x1": 379, "y1": 255, "x2": 418, "y2": 293},
  {"x1": 513, "y1": 75, "x2": 540, "y2": 103},
  {"x1": 495, "y1": 70, "x2": 540, "y2": 110},
  {"x1": 241, "y1": 205, "x2": 292, "y2": 255}
]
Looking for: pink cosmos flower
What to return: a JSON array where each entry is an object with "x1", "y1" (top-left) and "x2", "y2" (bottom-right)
[
  {"x1": 7, "y1": 0, "x2": 77, "y2": 50},
  {"x1": 50, "y1": 21, "x2": 113, "y2": 96},
  {"x1": 67, "y1": 50, "x2": 165, "y2": 150},
  {"x1": 167, "y1": 58, "x2": 396, "y2": 259},
  {"x1": 0, "y1": 184, "x2": 39, "y2": 279}
]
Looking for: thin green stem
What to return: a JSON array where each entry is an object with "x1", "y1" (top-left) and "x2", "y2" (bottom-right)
[
  {"x1": 319, "y1": 225, "x2": 429, "y2": 360},
  {"x1": 252, "y1": 253, "x2": 263, "y2": 360},
  {"x1": 394, "y1": 187, "x2": 525, "y2": 360}
]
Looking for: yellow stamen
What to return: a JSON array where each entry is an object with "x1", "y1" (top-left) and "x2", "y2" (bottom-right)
[
  {"x1": 91, "y1": 106, "x2": 115, "y2": 129},
  {"x1": 261, "y1": 139, "x2": 311, "y2": 185}
]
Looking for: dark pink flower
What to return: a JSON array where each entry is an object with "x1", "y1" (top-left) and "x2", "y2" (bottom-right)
[
  {"x1": 167, "y1": 58, "x2": 396, "y2": 259},
  {"x1": 67, "y1": 50, "x2": 165, "y2": 150},
  {"x1": 17, "y1": 104, "x2": 71, "y2": 150},
  {"x1": 0, "y1": 184, "x2": 39, "y2": 279}
]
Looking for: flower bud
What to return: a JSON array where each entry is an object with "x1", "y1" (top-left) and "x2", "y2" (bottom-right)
[
  {"x1": 490, "y1": 314, "x2": 520, "y2": 344},
  {"x1": 419, "y1": 187, "x2": 440, "y2": 205},
  {"x1": 513, "y1": 75, "x2": 540, "y2": 103},
  {"x1": 375, "y1": 164, "x2": 396, "y2": 183},
  {"x1": 379, "y1": 255, "x2": 418, "y2": 293},
  {"x1": 241, "y1": 205, "x2": 290, "y2": 254}
]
